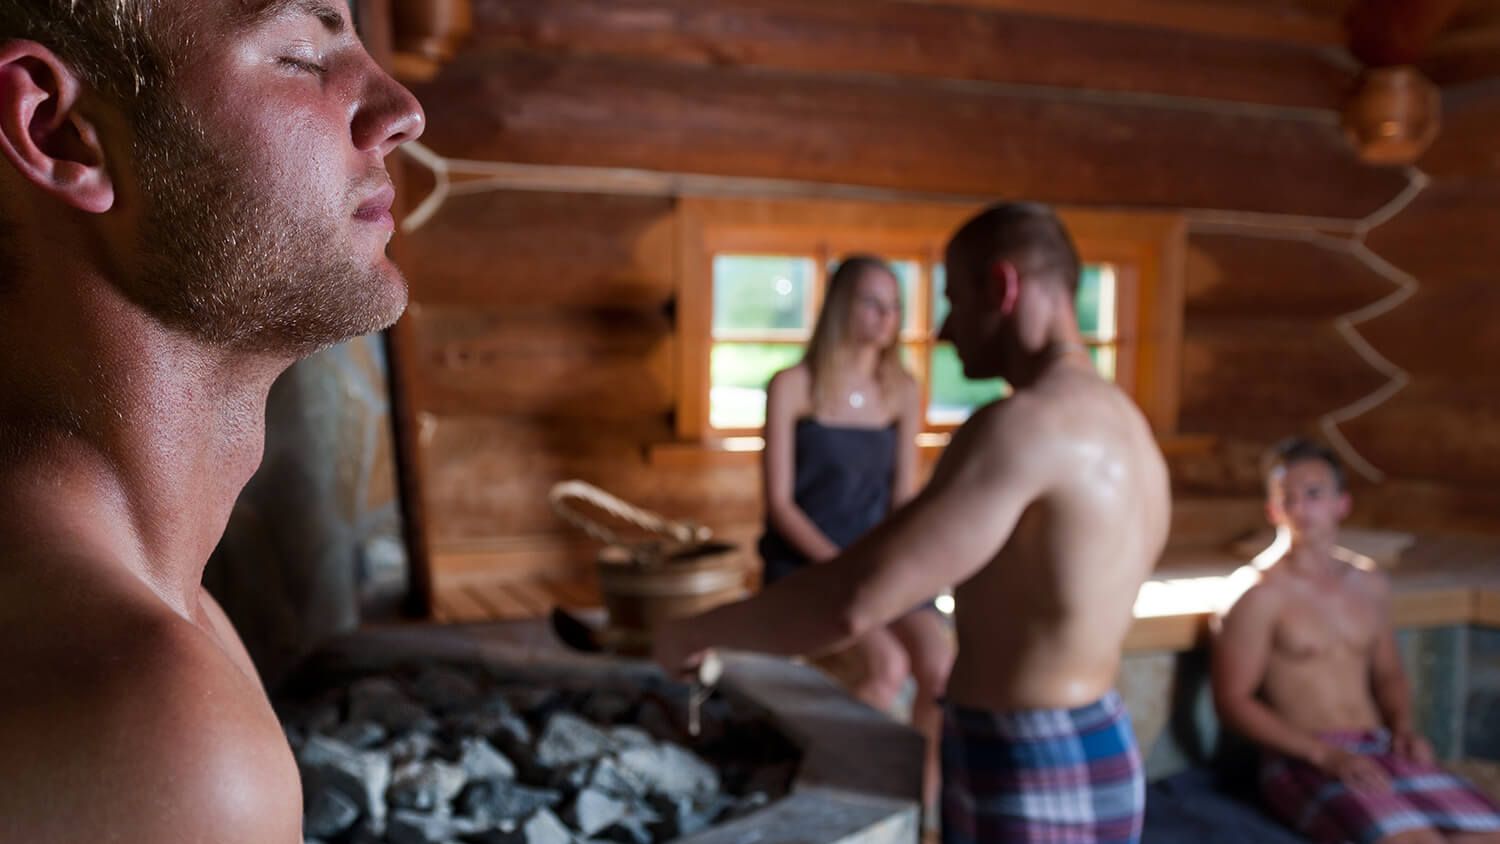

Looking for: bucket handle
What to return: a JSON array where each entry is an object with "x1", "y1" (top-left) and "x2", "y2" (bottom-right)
[{"x1": 548, "y1": 480, "x2": 713, "y2": 559}]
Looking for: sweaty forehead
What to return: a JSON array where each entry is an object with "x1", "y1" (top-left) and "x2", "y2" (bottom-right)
[
  {"x1": 1280, "y1": 459, "x2": 1337, "y2": 487},
  {"x1": 234, "y1": 0, "x2": 349, "y2": 32}
]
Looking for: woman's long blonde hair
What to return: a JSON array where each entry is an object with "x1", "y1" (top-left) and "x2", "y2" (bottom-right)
[{"x1": 803, "y1": 255, "x2": 908, "y2": 416}]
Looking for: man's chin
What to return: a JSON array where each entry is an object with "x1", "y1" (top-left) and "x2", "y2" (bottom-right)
[
  {"x1": 371, "y1": 273, "x2": 410, "y2": 331},
  {"x1": 268, "y1": 274, "x2": 409, "y2": 359}
]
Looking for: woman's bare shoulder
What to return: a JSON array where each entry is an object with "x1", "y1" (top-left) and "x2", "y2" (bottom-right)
[{"x1": 768, "y1": 362, "x2": 811, "y2": 391}]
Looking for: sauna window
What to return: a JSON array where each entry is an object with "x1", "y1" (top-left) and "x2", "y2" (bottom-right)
[
  {"x1": 677, "y1": 197, "x2": 1185, "y2": 443},
  {"x1": 709, "y1": 256, "x2": 1125, "y2": 431}
]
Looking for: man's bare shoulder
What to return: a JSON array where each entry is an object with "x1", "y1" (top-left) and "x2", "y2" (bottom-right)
[
  {"x1": 957, "y1": 393, "x2": 1033, "y2": 442},
  {"x1": 1342, "y1": 560, "x2": 1394, "y2": 602},
  {"x1": 0, "y1": 598, "x2": 301, "y2": 843},
  {"x1": 943, "y1": 396, "x2": 1039, "y2": 471},
  {"x1": 1220, "y1": 568, "x2": 1289, "y2": 629}
]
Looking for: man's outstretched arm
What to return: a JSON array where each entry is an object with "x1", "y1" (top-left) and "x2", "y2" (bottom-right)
[{"x1": 654, "y1": 400, "x2": 1044, "y2": 671}]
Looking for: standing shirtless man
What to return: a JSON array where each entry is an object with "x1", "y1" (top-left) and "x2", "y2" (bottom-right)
[
  {"x1": 655, "y1": 203, "x2": 1172, "y2": 844},
  {"x1": 1213, "y1": 439, "x2": 1500, "y2": 844},
  {"x1": 0, "y1": 2, "x2": 423, "y2": 841}
]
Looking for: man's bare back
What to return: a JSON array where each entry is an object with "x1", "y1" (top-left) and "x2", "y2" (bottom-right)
[{"x1": 945, "y1": 364, "x2": 1169, "y2": 711}]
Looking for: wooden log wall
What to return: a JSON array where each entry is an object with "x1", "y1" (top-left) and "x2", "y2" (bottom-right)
[{"x1": 389, "y1": 0, "x2": 1500, "y2": 609}]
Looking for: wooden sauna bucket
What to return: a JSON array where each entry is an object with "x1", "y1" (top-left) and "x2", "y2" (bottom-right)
[{"x1": 549, "y1": 481, "x2": 748, "y2": 655}]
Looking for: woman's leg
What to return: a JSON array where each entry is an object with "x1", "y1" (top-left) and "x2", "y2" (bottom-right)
[{"x1": 891, "y1": 608, "x2": 956, "y2": 813}]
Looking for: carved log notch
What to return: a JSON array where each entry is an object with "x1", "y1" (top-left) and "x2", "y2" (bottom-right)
[
  {"x1": 391, "y1": 0, "x2": 473, "y2": 81},
  {"x1": 1343, "y1": 0, "x2": 1463, "y2": 165}
]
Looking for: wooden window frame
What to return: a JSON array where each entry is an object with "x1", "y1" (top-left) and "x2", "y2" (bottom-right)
[{"x1": 676, "y1": 195, "x2": 1185, "y2": 444}]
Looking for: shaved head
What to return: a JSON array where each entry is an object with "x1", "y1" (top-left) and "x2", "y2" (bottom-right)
[{"x1": 947, "y1": 202, "x2": 1081, "y2": 297}]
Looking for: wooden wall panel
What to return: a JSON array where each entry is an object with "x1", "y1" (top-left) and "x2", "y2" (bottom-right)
[
  {"x1": 1340, "y1": 380, "x2": 1500, "y2": 486},
  {"x1": 422, "y1": 417, "x2": 762, "y2": 547},
  {"x1": 470, "y1": 0, "x2": 1354, "y2": 110},
  {"x1": 1166, "y1": 435, "x2": 1272, "y2": 496},
  {"x1": 1418, "y1": 86, "x2": 1500, "y2": 181},
  {"x1": 887, "y1": 0, "x2": 1350, "y2": 46},
  {"x1": 407, "y1": 51, "x2": 1406, "y2": 218},
  {"x1": 1365, "y1": 183, "x2": 1500, "y2": 284},
  {"x1": 1166, "y1": 496, "x2": 1267, "y2": 548},
  {"x1": 1423, "y1": 44, "x2": 1500, "y2": 89},
  {"x1": 1353, "y1": 479, "x2": 1500, "y2": 537},
  {"x1": 1423, "y1": 4, "x2": 1500, "y2": 89},
  {"x1": 406, "y1": 305, "x2": 676, "y2": 419},
  {"x1": 1178, "y1": 319, "x2": 1388, "y2": 438},
  {"x1": 1184, "y1": 232, "x2": 1395, "y2": 318},
  {"x1": 401, "y1": 190, "x2": 677, "y2": 308},
  {"x1": 386, "y1": 2, "x2": 1500, "y2": 608},
  {"x1": 1359, "y1": 281, "x2": 1500, "y2": 377}
]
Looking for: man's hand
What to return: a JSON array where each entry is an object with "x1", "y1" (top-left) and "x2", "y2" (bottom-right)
[
  {"x1": 651, "y1": 618, "x2": 710, "y2": 681},
  {"x1": 1317, "y1": 746, "x2": 1392, "y2": 793},
  {"x1": 1392, "y1": 729, "x2": 1436, "y2": 765}
]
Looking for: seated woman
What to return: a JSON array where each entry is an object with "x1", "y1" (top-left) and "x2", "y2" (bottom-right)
[{"x1": 757, "y1": 255, "x2": 954, "y2": 810}]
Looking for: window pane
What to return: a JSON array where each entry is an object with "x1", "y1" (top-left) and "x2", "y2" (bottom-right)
[
  {"x1": 1090, "y1": 344, "x2": 1117, "y2": 380},
  {"x1": 712, "y1": 255, "x2": 814, "y2": 336},
  {"x1": 710, "y1": 342, "x2": 805, "y2": 429},
  {"x1": 931, "y1": 263, "x2": 949, "y2": 334},
  {"x1": 927, "y1": 344, "x2": 1008, "y2": 426},
  {"x1": 1076, "y1": 264, "x2": 1117, "y2": 340},
  {"x1": 890, "y1": 260, "x2": 920, "y2": 336}
]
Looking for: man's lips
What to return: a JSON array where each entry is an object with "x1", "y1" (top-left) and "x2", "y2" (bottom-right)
[{"x1": 354, "y1": 185, "x2": 397, "y2": 227}]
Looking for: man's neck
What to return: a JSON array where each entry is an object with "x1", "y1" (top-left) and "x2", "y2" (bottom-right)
[
  {"x1": 1280, "y1": 537, "x2": 1344, "y2": 579},
  {"x1": 0, "y1": 271, "x2": 291, "y2": 619},
  {"x1": 1014, "y1": 338, "x2": 1095, "y2": 389}
]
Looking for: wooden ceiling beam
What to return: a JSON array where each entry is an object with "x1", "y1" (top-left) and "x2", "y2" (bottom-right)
[
  {"x1": 1346, "y1": 0, "x2": 1465, "y2": 67},
  {"x1": 896, "y1": 0, "x2": 1346, "y2": 47}
]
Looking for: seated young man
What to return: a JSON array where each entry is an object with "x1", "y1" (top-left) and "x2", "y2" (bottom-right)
[{"x1": 1212, "y1": 438, "x2": 1500, "y2": 844}]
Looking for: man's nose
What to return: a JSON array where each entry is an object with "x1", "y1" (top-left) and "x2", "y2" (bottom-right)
[{"x1": 354, "y1": 64, "x2": 427, "y2": 157}]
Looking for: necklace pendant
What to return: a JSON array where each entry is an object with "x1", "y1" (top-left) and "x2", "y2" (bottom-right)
[{"x1": 848, "y1": 391, "x2": 865, "y2": 409}]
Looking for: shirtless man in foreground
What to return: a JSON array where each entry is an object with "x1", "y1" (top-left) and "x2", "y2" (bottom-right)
[
  {"x1": 654, "y1": 203, "x2": 1171, "y2": 844},
  {"x1": 1213, "y1": 439, "x2": 1500, "y2": 844},
  {"x1": 0, "y1": 1, "x2": 423, "y2": 841}
]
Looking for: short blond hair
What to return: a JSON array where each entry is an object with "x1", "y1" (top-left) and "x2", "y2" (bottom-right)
[{"x1": 0, "y1": 1, "x2": 168, "y2": 99}]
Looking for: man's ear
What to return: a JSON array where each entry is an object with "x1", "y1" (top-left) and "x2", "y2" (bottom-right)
[
  {"x1": 988, "y1": 259, "x2": 1020, "y2": 316},
  {"x1": 0, "y1": 42, "x2": 114, "y2": 214}
]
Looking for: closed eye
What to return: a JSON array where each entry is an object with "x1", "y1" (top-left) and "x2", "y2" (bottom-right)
[{"x1": 279, "y1": 56, "x2": 328, "y2": 75}]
